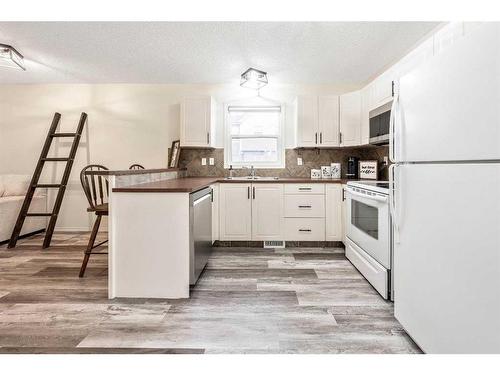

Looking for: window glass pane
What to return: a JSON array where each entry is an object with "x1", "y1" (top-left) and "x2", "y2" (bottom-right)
[
  {"x1": 230, "y1": 111, "x2": 280, "y2": 136},
  {"x1": 231, "y1": 138, "x2": 278, "y2": 163}
]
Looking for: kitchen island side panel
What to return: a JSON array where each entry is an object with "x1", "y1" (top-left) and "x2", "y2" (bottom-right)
[{"x1": 110, "y1": 192, "x2": 190, "y2": 299}]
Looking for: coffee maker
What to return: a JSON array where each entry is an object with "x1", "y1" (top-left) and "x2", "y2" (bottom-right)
[{"x1": 346, "y1": 157, "x2": 359, "y2": 179}]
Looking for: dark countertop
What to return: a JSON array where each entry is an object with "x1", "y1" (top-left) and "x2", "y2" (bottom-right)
[
  {"x1": 113, "y1": 177, "x2": 353, "y2": 193},
  {"x1": 85, "y1": 168, "x2": 186, "y2": 176}
]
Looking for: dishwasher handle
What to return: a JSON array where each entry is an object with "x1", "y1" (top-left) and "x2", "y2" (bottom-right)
[{"x1": 193, "y1": 193, "x2": 212, "y2": 206}]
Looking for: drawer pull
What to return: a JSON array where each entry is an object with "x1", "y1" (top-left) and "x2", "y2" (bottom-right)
[
  {"x1": 298, "y1": 187, "x2": 312, "y2": 191},
  {"x1": 298, "y1": 229, "x2": 312, "y2": 232},
  {"x1": 298, "y1": 205, "x2": 312, "y2": 208}
]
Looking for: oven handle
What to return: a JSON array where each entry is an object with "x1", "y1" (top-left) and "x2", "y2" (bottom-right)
[{"x1": 346, "y1": 187, "x2": 388, "y2": 203}]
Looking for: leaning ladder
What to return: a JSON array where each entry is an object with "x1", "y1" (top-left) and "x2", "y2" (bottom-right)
[{"x1": 8, "y1": 112, "x2": 87, "y2": 249}]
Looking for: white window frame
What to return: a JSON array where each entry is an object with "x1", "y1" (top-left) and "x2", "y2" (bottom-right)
[{"x1": 224, "y1": 99, "x2": 285, "y2": 169}]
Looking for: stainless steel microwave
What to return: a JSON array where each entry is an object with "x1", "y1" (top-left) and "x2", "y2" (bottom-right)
[{"x1": 369, "y1": 101, "x2": 392, "y2": 145}]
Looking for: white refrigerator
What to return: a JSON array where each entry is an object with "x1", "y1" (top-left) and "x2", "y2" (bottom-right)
[{"x1": 390, "y1": 23, "x2": 500, "y2": 353}]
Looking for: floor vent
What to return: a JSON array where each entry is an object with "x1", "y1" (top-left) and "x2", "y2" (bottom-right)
[{"x1": 264, "y1": 240, "x2": 285, "y2": 248}]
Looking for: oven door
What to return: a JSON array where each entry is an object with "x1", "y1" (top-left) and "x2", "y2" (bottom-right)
[{"x1": 346, "y1": 187, "x2": 390, "y2": 268}]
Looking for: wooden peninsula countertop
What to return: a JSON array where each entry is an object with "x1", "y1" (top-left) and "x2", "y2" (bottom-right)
[{"x1": 112, "y1": 176, "x2": 353, "y2": 193}]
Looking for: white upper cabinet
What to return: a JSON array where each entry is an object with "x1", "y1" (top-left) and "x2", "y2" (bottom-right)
[
  {"x1": 251, "y1": 184, "x2": 284, "y2": 240},
  {"x1": 369, "y1": 68, "x2": 395, "y2": 110},
  {"x1": 433, "y1": 22, "x2": 464, "y2": 56},
  {"x1": 295, "y1": 96, "x2": 339, "y2": 148},
  {"x1": 360, "y1": 85, "x2": 371, "y2": 145},
  {"x1": 395, "y1": 37, "x2": 434, "y2": 83},
  {"x1": 180, "y1": 96, "x2": 216, "y2": 148},
  {"x1": 318, "y1": 96, "x2": 340, "y2": 147},
  {"x1": 339, "y1": 90, "x2": 362, "y2": 147},
  {"x1": 295, "y1": 96, "x2": 319, "y2": 147}
]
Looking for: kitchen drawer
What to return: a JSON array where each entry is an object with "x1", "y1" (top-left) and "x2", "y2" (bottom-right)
[
  {"x1": 284, "y1": 195, "x2": 325, "y2": 218},
  {"x1": 284, "y1": 184, "x2": 325, "y2": 195},
  {"x1": 345, "y1": 237, "x2": 389, "y2": 299},
  {"x1": 284, "y1": 218, "x2": 325, "y2": 241}
]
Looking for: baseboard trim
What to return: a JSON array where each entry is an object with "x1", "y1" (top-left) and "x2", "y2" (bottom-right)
[{"x1": 213, "y1": 240, "x2": 345, "y2": 248}]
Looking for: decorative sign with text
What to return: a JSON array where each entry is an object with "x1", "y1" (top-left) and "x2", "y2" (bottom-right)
[{"x1": 359, "y1": 160, "x2": 378, "y2": 180}]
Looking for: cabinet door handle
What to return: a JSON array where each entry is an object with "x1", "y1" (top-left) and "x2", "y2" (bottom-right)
[
  {"x1": 299, "y1": 229, "x2": 312, "y2": 232},
  {"x1": 342, "y1": 188, "x2": 346, "y2": 201},
  {"x1": 298, "y1": 187, "x2": 312, "y2": 191},
  {"x1": 315, "y1": 132, "x2": 318, "y2": 144},
  {"x1": 247, "y1": 186, "x2": 250, "y2": 199},
  {"x1": 207, "y1": 132, "x2": 210, "y2": 144},
  {"x1": 320, "y1": 132, "x2": 322, "y2": 144},
  {"x1": 298, "y1": 205, "x2": 312, "y2": 208},
  {"x1": 252, "y1": 186, "x2": 256, "y2": 199},
  {"x1": 339, "y1": 132, "x2": 343, "y2": 144},
  {"x1": 391, "y1": 80, "x2": 395, "y2": 97}
]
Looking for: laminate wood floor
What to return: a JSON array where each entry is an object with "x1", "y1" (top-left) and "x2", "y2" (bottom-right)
[{"x1": 0, "y1": 232, "x2": 421, "y2": 354}]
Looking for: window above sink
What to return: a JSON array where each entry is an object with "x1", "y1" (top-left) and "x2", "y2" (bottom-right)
[{"x1": 224, "y1": 98, "x2": 285, "y2": 169}]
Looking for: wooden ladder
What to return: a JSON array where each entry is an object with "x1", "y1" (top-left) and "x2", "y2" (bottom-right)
[{"x1": 8, "y1": 112, "x2": 88, "y2": 249}]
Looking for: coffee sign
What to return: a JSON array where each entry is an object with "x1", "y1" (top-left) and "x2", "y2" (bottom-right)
[{"x1": 359, "y1": 160, "x2": 378, "y2": 180}]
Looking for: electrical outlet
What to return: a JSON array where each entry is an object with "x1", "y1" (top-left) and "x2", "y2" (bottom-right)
[
  {"x1": 201, "y1": 158, "x2": 207, "y2": 166},
  {"x1": 383, "y1": 156, "x2": 389, "y2": 165},
  {"x1": 297, "y1": 157, "x2": 303, "y2": 166},
  {"x1": 209, "y1": 157, "x2": 215, "y2": 166}
]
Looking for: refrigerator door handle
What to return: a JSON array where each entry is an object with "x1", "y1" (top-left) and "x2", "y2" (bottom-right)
[
  {"x1": 389, "y1": 92, "x2": 399, "y2": 163},
  {"x1": 389, "y1": 164, "x2": 400, "y2": 243}
]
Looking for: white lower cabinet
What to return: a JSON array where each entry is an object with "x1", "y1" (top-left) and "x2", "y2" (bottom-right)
[
  {"x1": 219, "y1": 183, "x2": 252, "y2": 240},
  {"x1": 211, "y1": 183, "x2": 219, "y2": 243},
  {"x1": 284, "y1": 195, "x2": 325, "y2": 218},
  {"x1": 284, "y1": 218, "x2": 325, "y2": 241},
  {"x1": 325, "y1": 184, "x2": 343, "y2": 241},
  {"x1": 251, "y1": 184, "x2": 284, "y2": 240},
  {"x1": 219, "y1": 183, "x2": 283, "y2": 241},
  {"x1": 218, "y1": 182, "x2": 344, "y2": 243}
]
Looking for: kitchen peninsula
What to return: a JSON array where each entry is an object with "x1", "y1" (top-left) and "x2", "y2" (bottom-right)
[{"x1": 110, "y1": 175, "x2": 349, "y2": 299}]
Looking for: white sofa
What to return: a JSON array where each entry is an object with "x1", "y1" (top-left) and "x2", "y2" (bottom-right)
[{"x1": 0, "y1": 175, "x2": 47, "y2": 243}]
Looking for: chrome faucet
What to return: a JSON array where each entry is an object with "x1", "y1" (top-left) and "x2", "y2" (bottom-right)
[{"x1": 249, "y1": 165, "x2": 256, "y2": 178}]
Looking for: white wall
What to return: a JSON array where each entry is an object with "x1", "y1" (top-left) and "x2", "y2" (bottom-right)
[{"x1": 0, "y1": 83, "x2": 357, "y2": 231}]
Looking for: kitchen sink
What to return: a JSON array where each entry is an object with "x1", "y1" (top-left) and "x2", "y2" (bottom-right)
[{"x1": 224, "y1": 176, "x2": 279, "y2": 181}]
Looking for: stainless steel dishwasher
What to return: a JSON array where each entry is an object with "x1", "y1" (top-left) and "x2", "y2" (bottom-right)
[{"x1": 189, "y1": 187, "x2": 212, "y2": 284}]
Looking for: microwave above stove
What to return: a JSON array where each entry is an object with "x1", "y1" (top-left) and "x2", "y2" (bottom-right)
[{"x1": 369, "y1": 101, "x2": 392, "y2": 145}]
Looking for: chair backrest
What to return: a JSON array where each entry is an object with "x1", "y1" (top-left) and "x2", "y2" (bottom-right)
[
  {"x1": 80, "y1": 165, "x2": 109, "y2": 210},
  {"x1": 129, "y1": 164, "x2": 145, "y2": 170}
]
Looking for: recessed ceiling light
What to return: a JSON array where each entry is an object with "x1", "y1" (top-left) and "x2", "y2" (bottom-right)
[
  {"x1": 0, "y1": 44, "x2": 26, "y2": 71},
  {"x1": 240, "y1": 68, "x2": 268, "y2": 90}
]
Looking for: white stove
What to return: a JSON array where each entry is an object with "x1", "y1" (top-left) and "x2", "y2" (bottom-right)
[
  {"x1": 347, "y1": 180, "x2": 390, "y2": 195},
  {"x1": 345, "y1": 180, "x2": 393, "y2": 300}
]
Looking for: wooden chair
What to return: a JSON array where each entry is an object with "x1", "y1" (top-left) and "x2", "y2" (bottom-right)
[
  {"x1": 129, "y1": 164, "x2": 145, "y2": 170},
  {"x1": 79, "y1": 164, "x2": 109, "y2": 278}
]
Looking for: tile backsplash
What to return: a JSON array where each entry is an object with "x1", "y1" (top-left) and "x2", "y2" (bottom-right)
[{"x1": 179, "y1": 146, "x2": 389, "y2": 180}]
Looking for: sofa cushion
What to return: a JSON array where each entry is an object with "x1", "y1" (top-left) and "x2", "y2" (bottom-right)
[{"x1": 2, "y1": 175, "x2": 31, "y2": 197}]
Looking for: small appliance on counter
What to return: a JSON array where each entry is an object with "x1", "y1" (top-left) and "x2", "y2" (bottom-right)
[{"x1": 346, "y1": 157, "x2": 359, "y2": 179}]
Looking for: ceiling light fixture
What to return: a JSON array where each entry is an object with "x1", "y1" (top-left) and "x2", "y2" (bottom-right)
[
  {"x1": 0, "y1": 43, "x2": 26, "y2": 71},
  {"x1": 240, "y1": 68, "x2": 268, "y2": 90}
]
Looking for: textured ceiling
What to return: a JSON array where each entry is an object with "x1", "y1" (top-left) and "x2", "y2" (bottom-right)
[{"x1": 0, "y1": 22, "x2": 440, "y2": 84}]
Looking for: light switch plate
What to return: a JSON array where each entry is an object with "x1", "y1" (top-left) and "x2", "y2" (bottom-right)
[
  {"x1": 201, "y1": 158, "x2": 207, "y2": 166},
  {"x1": 209, "y1": 157, "x2": 215, "y2": 165},
  {"x1": 297, "y1": 157, "x2": 303, "y2": 166}
]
